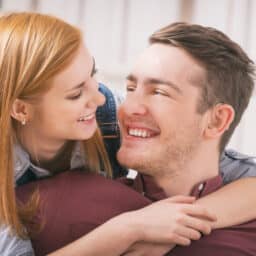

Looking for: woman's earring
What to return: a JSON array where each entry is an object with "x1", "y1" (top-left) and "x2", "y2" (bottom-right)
[{"x1": 21, "y1": 119, "x2": 26, "y2": 125}]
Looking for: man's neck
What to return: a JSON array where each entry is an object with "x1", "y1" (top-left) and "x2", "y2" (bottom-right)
[{"x1": 154, "y1": 147, "x2": 220, "y2": 197}]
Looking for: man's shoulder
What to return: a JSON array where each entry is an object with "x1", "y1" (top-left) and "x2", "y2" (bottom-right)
[{"x1": 220, "y1": 149, "x2": 256, "y2": 184}]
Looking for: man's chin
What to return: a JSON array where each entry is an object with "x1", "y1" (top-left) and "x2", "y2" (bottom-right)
[
  {"x1": 117, "y1": 149, "x2": 150, "y2": 171},
  {"x1": 117, "y1": 149, "x2": 138, "y2": 169}
]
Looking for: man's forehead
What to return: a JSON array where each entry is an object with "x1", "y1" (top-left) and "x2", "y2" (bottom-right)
[{"x1": 132, "y1": 43, "x2": 206, "y2": 88}]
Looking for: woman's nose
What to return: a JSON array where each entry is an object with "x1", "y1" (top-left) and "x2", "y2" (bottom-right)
[
  {"x1": 86, "y1": 79, "x2": 106, "y2": 108},
  {"x1": 94, "y1": 88, "x2": 106, "y2": 107}
]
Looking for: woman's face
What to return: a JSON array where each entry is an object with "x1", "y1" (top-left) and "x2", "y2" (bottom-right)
[{"x1": 27, "y1": 44, "x2": 105, "y2": 146}]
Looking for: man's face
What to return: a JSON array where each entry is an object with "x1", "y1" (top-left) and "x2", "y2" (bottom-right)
[{"x1": 117, "y1": 43, "x2": 208, "y2": 177}]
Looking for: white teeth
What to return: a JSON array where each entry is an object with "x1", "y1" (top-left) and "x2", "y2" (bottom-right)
[
  {"x1": 128, "y1": 129, "x2": 150, "y2": 138},
  {"x1": 78, "y1": 113, "x2": 94, "y2": 122}
]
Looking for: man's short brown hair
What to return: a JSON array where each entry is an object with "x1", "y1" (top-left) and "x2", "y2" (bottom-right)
[{"x1": 150, "y1": 22, "x2": 255, "y2": 152}]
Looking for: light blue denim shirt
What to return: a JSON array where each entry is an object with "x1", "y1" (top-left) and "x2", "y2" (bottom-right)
[
  {"x1": 0, "y1": 225, "x2": 34, "y2": 256},
  {"x1": 14, "y1": 142, "x2": 87, "y2": 184}
]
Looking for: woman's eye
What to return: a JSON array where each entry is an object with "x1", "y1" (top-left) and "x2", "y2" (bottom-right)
[{"x1": 67, "y1": 91, "x2": 82, "y2": 100}]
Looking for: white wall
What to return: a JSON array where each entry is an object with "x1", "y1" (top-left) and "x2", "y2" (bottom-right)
[{"x1": 1, "y1": 0, "x2": 255, "y2": 155}]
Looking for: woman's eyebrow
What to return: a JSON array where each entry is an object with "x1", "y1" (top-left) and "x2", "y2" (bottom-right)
[
  {"x1": 66, "y1": 82, "x2": 85, "y2": 92},
  {"x1": 90, "y1": 57, "x2": 96, "y2": 76}
]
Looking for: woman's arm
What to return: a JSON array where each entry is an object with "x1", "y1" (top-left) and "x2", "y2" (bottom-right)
[
  {"x1": 48, "y1": 213, "x2": 137, "y2": 256},
  {"x1": 48, "y1": 196, "x2": 215, "y2": 256},
  {"x1": 196, "y1": 177, "x2": 256, "y2": 229}
]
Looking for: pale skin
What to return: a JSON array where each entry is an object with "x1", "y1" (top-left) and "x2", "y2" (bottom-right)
[{"x1": 12, "y1": 44, "x2": 256, "y2": 256}]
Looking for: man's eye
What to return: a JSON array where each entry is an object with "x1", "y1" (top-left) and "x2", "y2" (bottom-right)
[
  {"x1": 67, "y1": 91, "x2": 82, "y2": 100},
  {"x1": 154, "y1": 89, "x2": 168, "y2": 96},
  {"x1": 126, "y1": 84, "x2": 136, "y2": 92}
]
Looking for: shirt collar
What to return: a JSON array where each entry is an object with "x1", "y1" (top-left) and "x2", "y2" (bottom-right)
[
  {"x1": 132, "y1": 174, "x2": 223, "y2": 201},
  {"x1": 126, "y1": 173, "x2": 167, "y2": 201},
  {"x1": 190, "y1": 175, "x2": 223, "y2": 198}
]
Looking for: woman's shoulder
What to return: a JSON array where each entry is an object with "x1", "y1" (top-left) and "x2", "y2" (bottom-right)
[{"x1": 0, "y1": 225, "x2": 34, "y2": 256}]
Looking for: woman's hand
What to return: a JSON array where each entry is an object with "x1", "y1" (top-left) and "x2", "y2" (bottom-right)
[{"x1": 126, "y1": 195, "x2": 216, "y2": 246}]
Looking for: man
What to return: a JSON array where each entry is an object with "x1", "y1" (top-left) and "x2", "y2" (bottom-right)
[{"x1": 117, "y1": 22, "x2": 256, "y2": 255}]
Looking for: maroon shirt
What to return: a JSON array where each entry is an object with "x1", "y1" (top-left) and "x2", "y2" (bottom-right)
[
  {"x1": 16, "y1": 171, "x2": 256, "y2": 256},
  {"x1": 131, "y1": 174, "x2": 256, "y2": 256}
]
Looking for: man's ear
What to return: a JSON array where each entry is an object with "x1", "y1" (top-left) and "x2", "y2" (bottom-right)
[
  {"x1": 10, "y1": 99, "x2": 32, "y2": 125},
  {"x1": 204, "y1": 103, "x2": 234, "y2": 139}
]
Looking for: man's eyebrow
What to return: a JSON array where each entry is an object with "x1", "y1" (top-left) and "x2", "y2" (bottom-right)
[
  {"x1": 126, "y1": 74, "x2": 137, "y2": 82},
  {"x1": 126, "y1": 74, "x2": 181, "y2": 94}
]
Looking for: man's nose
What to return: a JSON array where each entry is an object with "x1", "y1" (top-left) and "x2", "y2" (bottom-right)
[{"x1": 121, "y1": 92, "x2": 147, "y2": 116}]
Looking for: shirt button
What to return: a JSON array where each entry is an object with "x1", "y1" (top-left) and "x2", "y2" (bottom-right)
[{"x1": 198, "y1": 183, "x2": 204, "y2": 191}]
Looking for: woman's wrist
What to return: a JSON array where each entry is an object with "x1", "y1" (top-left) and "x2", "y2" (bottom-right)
[{"x1": 107, "y1": 211, "x2": 144, "y2": 244}]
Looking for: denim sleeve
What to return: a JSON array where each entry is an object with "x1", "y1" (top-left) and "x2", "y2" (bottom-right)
[
  {"x1": 97, "y1": 83, "x2": 128, "y2": 178},
  {"x1": 220, "y1": 149, "x2": 256, "y2": 184},
  {"x1": 0, "y1": 225, "x2": 34, "y2": 256}
]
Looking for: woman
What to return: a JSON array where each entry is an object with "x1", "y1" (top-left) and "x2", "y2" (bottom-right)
[{"x1": 0, "y1": 12, "x2": 256, "y2": 256}]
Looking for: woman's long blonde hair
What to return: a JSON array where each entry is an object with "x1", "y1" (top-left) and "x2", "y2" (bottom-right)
[{"x1": 0, "y1": 12, "x2": 112, "y2": 238}]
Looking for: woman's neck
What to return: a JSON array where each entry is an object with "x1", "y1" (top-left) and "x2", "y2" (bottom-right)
[
  {"x1": 36, "y1": 141, "x2": 75, "y2": 173},
  {"x1": 18, "y1": 129, "x2": 75, "y2": 172},
  {"x1": 24, "y1": 138, "x2": 67, "y2": 163}
]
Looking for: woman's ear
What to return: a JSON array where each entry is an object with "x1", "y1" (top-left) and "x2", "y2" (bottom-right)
[
  {"x1": 10, "y1": 99, "x2": 31, "y2": 125},
  {"x1": 204, "y1": 103, "x2": 235, "y2": 139}
]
